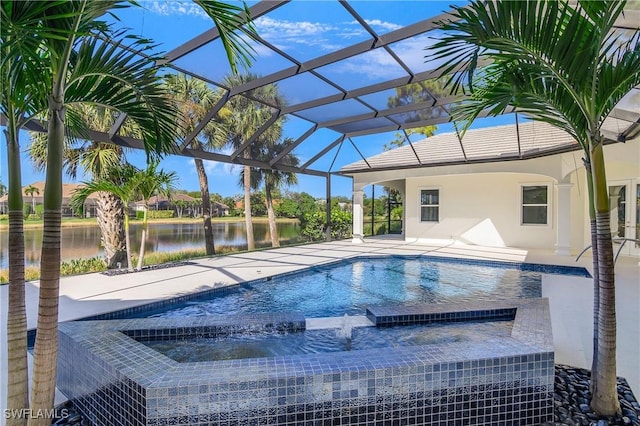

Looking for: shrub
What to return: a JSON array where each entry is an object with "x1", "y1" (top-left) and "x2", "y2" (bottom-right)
[
  {"x1": 330, "y1": 209, "x2": 352, "y2": 240},
  {"x1": 135, "y1": 209, "x2": 174, "y2": 220},
  {"x1": 60, "y1": 257, "x2": 107, "y2": 276},
  {"x1": 0, "y1": 214, "x2": 8, "y2": 221},
  {"x1": 300, "y1": 211, "x2": 326, "y2": 242},
  {"x1": 0, "y1": 266, "x2": 40, "y2": 284},
  {"x1": 35, "y1": 204, "x2": 44, "y2": 218},
  {"x1": 300, "y1": 209, "x2": 352, "y2": 242}
]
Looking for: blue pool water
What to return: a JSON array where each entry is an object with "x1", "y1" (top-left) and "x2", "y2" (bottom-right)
[
  {"x1": 144, "y1": 320, "x2": 514, "y2": 362},
  {"x1": 147, "y1": 257, "x2": 585, "y2": 319}
]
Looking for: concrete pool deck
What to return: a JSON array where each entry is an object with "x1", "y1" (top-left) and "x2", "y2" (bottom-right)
[{"x1": 1, "y1": 237, "x2": 638, "y2": 416}]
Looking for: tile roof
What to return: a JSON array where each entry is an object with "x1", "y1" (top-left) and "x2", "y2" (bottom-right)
[{"x1": 340, "y1": 121, "x2": 579, "y2": 173}]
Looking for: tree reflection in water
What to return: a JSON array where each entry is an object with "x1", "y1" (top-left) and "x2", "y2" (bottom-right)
[{"x1": 0, "y1": 221, "x2": 301, "y2": 268}]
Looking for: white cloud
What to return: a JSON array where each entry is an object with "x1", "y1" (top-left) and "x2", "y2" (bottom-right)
[
  {"x1": 190, "y1": 147, "x2": 241, "y2": 179},
  {"x1": 254, "y1": 16, "x2": 356, "y2": 52},
  {"x1": 326, "y1": 48, "x2": 405, "y2": 81},
  {"x1": 145, "y1": 1, "x2": 210, "y2": 19},
  {"x1": 255, "y1": 16, "x2": 339, "y2": 38},
  {"x1": 348, "y1": 19, "x2": 402, "y2": 33},
  {"x1": 365, "y1": 19, "x2": 402, "y2": 32},
  {"x1": 324, "y1": 33, "x2": 440, "y2": 82},
  {"x1": 393, "y1": 34, "x2": 445, "y2": 72}
]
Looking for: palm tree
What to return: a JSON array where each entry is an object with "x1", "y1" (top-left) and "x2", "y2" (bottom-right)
[
  {"x1": 224, "y1": 73, "x2": 286, "y2": 250},
  {"x1": 28, "y1": 105, "x2": 135, "y2": 268},
  {"x1": 71, "y1": 164, "x2": 144, "y2": 273},
  {"x1": 174, "y1": 199, "x2": 188, "y2": 218},
  {"x1": 2, "y1": 1, "x2": 257, "y2": 421},
  {"x1": 133, "y1": 162, "x2": 177, "y2": 270},
  {"x1": 430, "y1": 0, "x2": 640, "y2": 415},
  {"x1": 164, "y1": 74, "x2": 227, "y2": 256},
  {"x1": 2, "y1": 3, "x2": 52, "y2": 419},
  {"x1": 23, "y1": 184, "x2": 39, "y2": 216},
  {"x1": 250, "y1": 138, "x2": 300, "y2": 247}
]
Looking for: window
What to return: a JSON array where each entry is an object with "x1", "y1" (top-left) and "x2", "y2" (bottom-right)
[
  {"x1": 522, "y1": 185, "x2": 548, "y2": 225},
  {"x1": 420, "y1": 189, "x2": 439, "y2": 222}
]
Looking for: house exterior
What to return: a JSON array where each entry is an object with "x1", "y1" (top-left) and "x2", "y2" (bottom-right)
[
  {"x1": 133, "y1": 194, "x2": 230, "y2": 217},
  {"x1": 340, "y1": 121, "x2": 640, "y2": 259},
  {"x1": 212, "y1": 201, "x2": 230, "y2": 217},
  {"x1": 0, "y1": 182, "x2": 98, "y2": 217}
]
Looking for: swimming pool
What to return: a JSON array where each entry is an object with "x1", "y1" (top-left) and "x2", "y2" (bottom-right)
[
  {"x1": 58, "y1": 256, "x2": 574, "y2": 425},
  {"x1": 146, "y1": 256, "x2": 586, "y2": 319}
]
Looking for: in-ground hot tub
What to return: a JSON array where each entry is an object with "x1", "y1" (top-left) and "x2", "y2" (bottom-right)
[{"x1": 57, "y1": 299, "x2": 554, "y2": 425}]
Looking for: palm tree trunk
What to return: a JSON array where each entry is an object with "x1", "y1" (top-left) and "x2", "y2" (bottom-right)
[
  {"x1": 195, "y1": 158, "x2": 215, "y2": 255},
  {"x1": 5, "y1": 127, "x2": 29, "y2": 426},
  {"x1": 95, "y1": 191, "x2": 127, "y2": 269},
  {"x1": 589, "y1": 141, "x2": 620, "y2": 416},
  {"x1": 29, "y1": 97, "x2": 65, "y2": 425},
  {"x1": 124, "y1": 213, "x2": 133, "y2": 272},
  {"x1": 136, "y1": 207, "x2": 148, "y2": 271},
  {"x1": 265, "y1": 181, "x2": 279, "y2": 247},
  {"x1": 584, "y1": 158, "x2": 600, "y2": 394},
  {"x1": 243, "y1": 164, "x2": 255, "y2": 250},
  {"x1": 589, "y1": 216, "x2": 600, "y2": 384}
]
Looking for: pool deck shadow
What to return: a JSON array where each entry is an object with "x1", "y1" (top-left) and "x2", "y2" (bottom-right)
[{"x1": 0, "y1": 237, "x2": 638, "y2": 417}]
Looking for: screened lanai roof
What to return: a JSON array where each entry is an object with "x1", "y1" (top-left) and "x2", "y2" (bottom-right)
[{"x1": 11, "y1": 1, "x2": 640, "y2": 177}]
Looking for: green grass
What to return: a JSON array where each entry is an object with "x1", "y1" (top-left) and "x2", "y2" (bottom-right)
[
  {"x1": 0, "y1": 215, "x2": 298, "y2": 229},
  {"x1": 0, "y1": 266, "x2": 40, "y2": 284}
]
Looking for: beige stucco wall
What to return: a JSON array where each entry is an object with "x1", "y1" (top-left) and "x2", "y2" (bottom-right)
[
  {"x1": 404, "y1": 173, "x2": 557, "y2": 248},
  {"x1": 565, "y1": 140, "x2": 640, "y2": 253},
  {"x1": 347, "y1": 137, "x2": 639, "y2": 254}
]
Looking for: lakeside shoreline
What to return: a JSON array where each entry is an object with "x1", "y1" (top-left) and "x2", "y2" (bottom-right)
[{"x1": 0, "y1": 216, "x2": 299, "y2": 230}]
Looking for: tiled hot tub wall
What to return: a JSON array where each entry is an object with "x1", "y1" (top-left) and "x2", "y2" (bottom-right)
[{"x1": 57, "y1": 299, "x2": 554, "y2": 426}]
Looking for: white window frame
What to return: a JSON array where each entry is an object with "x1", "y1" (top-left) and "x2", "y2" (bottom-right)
[
  {"x1": 521, "y1": 184, "x2": 550, "y2": 226},
  {"x1": 419, "y1": 188, "x2": 440, "y2": 223}
]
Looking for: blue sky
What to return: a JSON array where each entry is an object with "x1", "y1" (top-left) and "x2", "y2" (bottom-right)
[{"x1": 1, "y1": 0, "x2": 516, "y2": 199}]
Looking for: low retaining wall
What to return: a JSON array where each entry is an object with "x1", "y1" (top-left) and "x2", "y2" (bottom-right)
[{"x1": 57, "y1": 299, "x2": 554, "y2": 425}]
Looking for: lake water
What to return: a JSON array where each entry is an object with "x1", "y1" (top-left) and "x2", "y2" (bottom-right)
[{"x1": 0, "y1": 221, "x2": 301, "y2": 269}]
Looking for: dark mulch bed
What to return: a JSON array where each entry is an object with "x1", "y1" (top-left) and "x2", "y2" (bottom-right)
[{"x1": 543, "y1": 365, "x2": 639, "y2": 425}]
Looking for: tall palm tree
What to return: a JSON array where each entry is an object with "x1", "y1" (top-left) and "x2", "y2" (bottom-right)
[
  {"x1": 2, "y1": 1, "x2": 257, "y2": 422},
  {"x1": 133, "y1": 162, "x2": 177, "y2": 271},
  {"x1": 164, "y1": 74, "x2": 227, "y2": 255},
  {"x1": 249, "y1": 137, "x2": 299, "y2": 247},
  {"x1": 224, "y1": 73, "x2": 285, "y2": 250},
  {"x1": 2, "y1": 3, "x2": 53, "y2": 420},
  {"x1": 28, "y1": 105, "x2": 136, "y2": 268},
  {"x1": 23, "y1": 184, "x2": 39, "y2": 215},
  {"x1": 430, "y1": 0, "x2": 640, "y2": 415}
]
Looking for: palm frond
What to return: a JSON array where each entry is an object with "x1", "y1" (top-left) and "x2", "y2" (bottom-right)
[
  {"x1": 194, "y1": 0, "x2": 257, "y2": 73},
  {"x1": 70, "y1": 179, "x2": 121, "y2": 213},
  {"x1": 65, "y1": 31, "x2": 178, "y2": 158},
  {"x1": 428, "y1": 0, "x2": 638, "y2": 146}
]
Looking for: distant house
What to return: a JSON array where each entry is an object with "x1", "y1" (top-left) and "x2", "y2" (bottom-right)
[
  {"x1": 212, "y1": 201, "x2": 230, "y2": 217},
  {"x1": 134, "y1": 194, "x2": 194, "y2": 211},
  {"x1": 0, "y1": 182, "x2": 98, "y2": 217},
  {"x1": 133, "y1": 194, "x2": 229, "y2": 217}
]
